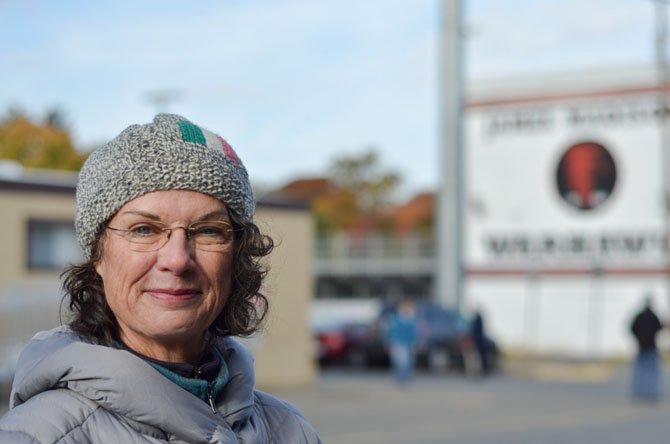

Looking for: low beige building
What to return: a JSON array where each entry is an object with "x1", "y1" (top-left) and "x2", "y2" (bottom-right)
[{"x1": 0, "y1": 163, "x2": 317, "y2": 389}]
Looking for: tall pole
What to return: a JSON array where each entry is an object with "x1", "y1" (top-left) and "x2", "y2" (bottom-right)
[
  {"x1": 436, "y1": 0, "x2": 464, "y2": 309},
  {"x1": 655, "y1": 0, "x2": 670, "y2": 308}
]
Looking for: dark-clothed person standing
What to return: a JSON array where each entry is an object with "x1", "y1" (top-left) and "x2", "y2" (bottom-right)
[
  {"x1": 0, "y1": 114, "x2": 321, "y2": 443},
  {"x1": 630, "y1": 295, "x2": 664, "y2": 402},
  {"x1": 472, "y1": 310, "x2": 490, "y2": 376}
]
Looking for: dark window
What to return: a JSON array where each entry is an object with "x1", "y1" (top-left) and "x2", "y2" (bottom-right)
[{"x1": 27, "y1": 220, "x2": 82, "y2": 270}]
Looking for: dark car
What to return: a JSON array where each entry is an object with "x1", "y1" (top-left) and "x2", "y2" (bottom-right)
[
  {"x1": 416, "y1": 303, "x2": 500, "y2": 373},
  {"x1": 315, "y1": 321, "x2": 385, "y2": 367},
  {"x1": 414, "y1": 303, "x2": 473, "y2": 372},
  {"x1": 344, "y1": 318, "x2": 390, "y2": 368},
  {"x1": 333, "y1": 301, "x2": 499, "y2": 374},
  {"x1": 314, "y1": 321, "x2": 349, "y2": 365}
]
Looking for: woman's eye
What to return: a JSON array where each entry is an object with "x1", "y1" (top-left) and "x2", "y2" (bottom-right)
[
  {"x1": 130, "y1": 224, "x2": 160, "y2": 237},
  {"x1": 193, "y1": 225, "x2": 225, "y2": 237}
]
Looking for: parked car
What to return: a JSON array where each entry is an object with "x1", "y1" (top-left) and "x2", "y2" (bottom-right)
[
  {"x1": 343, "y1": 318, "x2": 390, "y2": 369},
  {"x1": 416, "y1": 303, "x2": 499, "y2": 373},
  {"x1": 315, "y1": 321, "x2": 376, "y2": 366},
  {"x1": 415, "y1": 303, "x2": 474, "y2": 372},
  {"x1": 324, "y1": 301, "x2": 499, "y2": 374}
]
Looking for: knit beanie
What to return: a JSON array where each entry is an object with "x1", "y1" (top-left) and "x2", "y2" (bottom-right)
[{"x1": 75, "y1": 113, "x2": 254, "y2": 259}]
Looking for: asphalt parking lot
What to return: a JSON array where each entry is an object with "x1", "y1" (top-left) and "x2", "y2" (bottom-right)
[
  {"x1": 2, "y1": 360, "x2": 669, "y2": 443},
  {"x1": 276, "y1": 361, "x2": 670, "y2": 444}
]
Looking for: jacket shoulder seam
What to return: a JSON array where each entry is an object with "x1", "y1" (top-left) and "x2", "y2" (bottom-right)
[
  {"x1": 53, "y1": 390, "x2": 100, "y2": 443},
  {"x1": 1, "y1": 429, "x2": 40, "y2": 444}
]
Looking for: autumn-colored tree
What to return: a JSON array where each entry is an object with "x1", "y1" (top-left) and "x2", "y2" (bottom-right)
[
  {"x1": 0, "y1": 109, "x2": 87, "y2": 171},
  {"x1": 389, "y1": 192, "x2": 435, "y2": 235},
  {"x1": 331, "y1": 149, "x2": 400, "y2": 215},
  {"x1": 312, "y1": 187, "x2": 360, "y2": 233},
  {"x1": 275, "y1": 149, "x2": 401, "y2": 233}
]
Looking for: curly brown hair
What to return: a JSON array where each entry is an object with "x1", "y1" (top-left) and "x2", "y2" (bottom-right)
[{"x1": 61, "y1": 209, "x2": 274, "y2": 345}]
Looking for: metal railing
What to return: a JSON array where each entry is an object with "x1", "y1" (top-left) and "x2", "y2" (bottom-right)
[{"x1": 315, "y1": 233, "x2": 435, "y2": 275}]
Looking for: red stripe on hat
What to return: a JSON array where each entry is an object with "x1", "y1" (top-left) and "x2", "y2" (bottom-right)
[{"x1": 216, "y1": 135, "x2": 240, "y2": 166}]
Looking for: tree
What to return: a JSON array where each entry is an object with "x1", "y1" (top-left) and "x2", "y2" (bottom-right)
[
  {"x1": 312, "y1": 187, "x2": 360, "y2": 233},
  {"x1": 0, "y1": 109, "x2": 87, "y2": 171},
  {"x1": 276, "y1": 148, "x2": 401, "y2": 233},
  {"x1": 331, "y1": 149, "x2": 400, "y2": 215}
]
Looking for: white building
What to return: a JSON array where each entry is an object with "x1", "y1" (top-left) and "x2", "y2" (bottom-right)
[{"x1": 464, "y1": 65, "x2": 669, "y2": 358}]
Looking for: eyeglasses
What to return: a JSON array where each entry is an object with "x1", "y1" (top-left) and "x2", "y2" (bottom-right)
[{"x1": 106, "y1": 220, "x2": 235, "y2": 252}]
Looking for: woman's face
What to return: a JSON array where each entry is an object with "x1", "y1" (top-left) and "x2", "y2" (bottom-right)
[{"x1": 95, "y1": 190, "x2": 233, "y2": 362}]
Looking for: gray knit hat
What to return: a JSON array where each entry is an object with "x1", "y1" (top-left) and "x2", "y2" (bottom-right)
[{"x1": 75, "y1": 113, "x2": 254, "y2": 259}]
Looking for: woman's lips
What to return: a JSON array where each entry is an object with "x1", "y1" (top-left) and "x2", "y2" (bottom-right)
[{"x1": 145, "y1": 289, "x2": 201, "y2": 301}]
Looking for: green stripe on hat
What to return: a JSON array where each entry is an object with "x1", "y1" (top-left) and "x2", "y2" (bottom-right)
[{"x1": 178, "y1": 121, "x2": 206, "y2": 146}]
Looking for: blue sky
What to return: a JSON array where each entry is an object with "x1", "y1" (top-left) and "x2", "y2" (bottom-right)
[{"x1": 0, "y1": 0, "x2": 657, "y2": 196}]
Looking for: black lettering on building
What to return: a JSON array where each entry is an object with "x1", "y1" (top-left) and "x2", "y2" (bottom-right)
[{"x1": 484, "y1": 232, "x2": 664, "y2": 261}]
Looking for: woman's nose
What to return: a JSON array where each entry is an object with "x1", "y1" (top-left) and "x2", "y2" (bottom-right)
[{"x1": 156, "y1": 228, "x2": 195, "y2": 273}]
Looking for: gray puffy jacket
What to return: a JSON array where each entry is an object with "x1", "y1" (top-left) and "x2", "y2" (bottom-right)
[{"x1": 0, "y1": 327, "x2": 321, "y2": 443}]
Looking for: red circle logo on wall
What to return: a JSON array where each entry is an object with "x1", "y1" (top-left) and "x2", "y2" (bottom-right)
[{"x1": 556, "y1": 141, "x2": 617, "y2": 211}]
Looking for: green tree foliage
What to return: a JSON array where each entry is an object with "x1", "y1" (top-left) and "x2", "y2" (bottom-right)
[
  {"x1": 331, "y1": 149, "x2": 400, "y2": 214},
  {"x1": 0, "y1": 109, "x2": 87, "y2": 171},
  {"x1": 313, "y1": 187, "x2": 360, "y2": 233},
  {"x1": 314, "y1": 148, "x2": 401, "y2": 233}
]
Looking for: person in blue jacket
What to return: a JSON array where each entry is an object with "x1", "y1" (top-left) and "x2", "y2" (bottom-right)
[{"x1": 384, "y1": 298, "x2": 421, "y2": 385}]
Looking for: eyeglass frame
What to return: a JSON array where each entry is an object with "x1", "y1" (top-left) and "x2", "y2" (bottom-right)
[{"x1": 105, "y1": 220, "x2": 236, "y2": 252}]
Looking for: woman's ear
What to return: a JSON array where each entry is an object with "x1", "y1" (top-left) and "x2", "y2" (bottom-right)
[
  {"x1": 94, "y1": 260, "x2": 102, "y2": 276},
  {"x1": 91, "y1": 233, "x2": 107, "y2": 276}
]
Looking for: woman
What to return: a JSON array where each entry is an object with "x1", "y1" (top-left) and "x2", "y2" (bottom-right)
[{"x1": 0, "y1": 114, "x2": 321, "y2": 443}]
